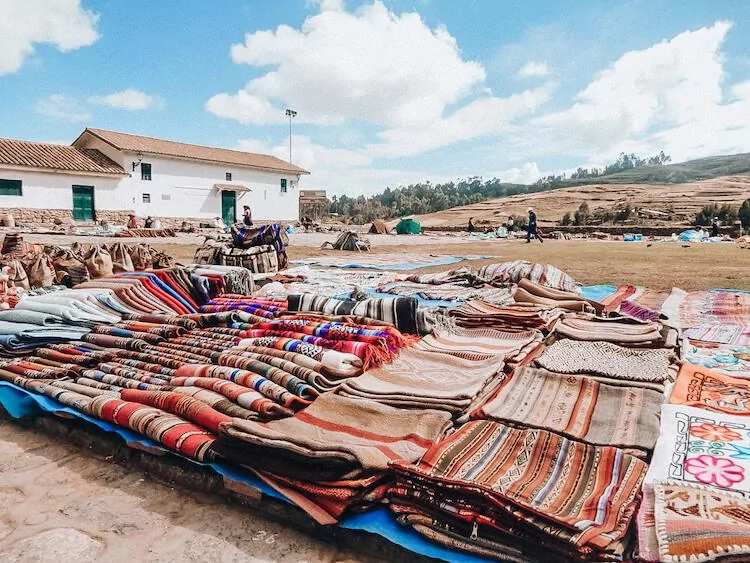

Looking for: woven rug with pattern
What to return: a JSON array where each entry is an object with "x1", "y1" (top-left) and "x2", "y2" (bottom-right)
[
  {"x1": 472, "y1": 365, "x2": 662, "y2": 451},
  {"x1": 669, "y1": 361, "x2": 750, "y2": 416},
  {"x1": 413, "y1": 326, "x2": 540, "y2": 362},
  {"x1": 336, "y1": 347, "x2": 503, "y2": 416},
  {"x1": 390, "y1": 419, "x2": 646, "y2": 561},
  {"x1": 534, "y1": 339, "x2": 673, "y2": 382}
]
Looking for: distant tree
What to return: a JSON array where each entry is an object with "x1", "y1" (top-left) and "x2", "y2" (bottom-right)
[
  {"x1": 739, "y1": 199, "x2": 750, "y2": 230},
  {"x1": 561, "y1": 212, "x2": 574, "y2": 226},
  {"x1": 616, "y1": 203, "x2": 633, "y2": 222},
  {"x1": 573, "y1": 201, "x2": 590, "y2": 226}
]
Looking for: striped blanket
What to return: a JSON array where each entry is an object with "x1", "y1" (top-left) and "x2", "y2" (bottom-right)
[
  {"x1": 662, "y1": 288, "x2": 750, "y2": 328},
  {"x1": 478, "y1": 260, "x2": 577, "y2": 293},
  {"x1": 390, "y1": 419, "x2": 646, "y2": 560},
  {"x1": 287, "y1": 293, "x2": 418, "y2": 334},
  {"x1": 413, "y1": 327, "x2": 540, "y2": 362},
  {"x1": 472, "y1": 366, "x2": 662, "y2": 451}
]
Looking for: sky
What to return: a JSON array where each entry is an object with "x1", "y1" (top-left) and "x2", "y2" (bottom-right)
[{"x1": 2, "y1": 0, "x2": 750, "y2": 196}]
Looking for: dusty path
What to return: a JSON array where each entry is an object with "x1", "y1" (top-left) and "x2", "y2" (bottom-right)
[{"x1": 0, "y1": 420, "x2": 367, "y2": 563}]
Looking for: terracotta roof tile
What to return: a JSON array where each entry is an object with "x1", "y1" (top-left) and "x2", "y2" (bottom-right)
[
  {"x1": 81, "y1": 128, "x2": 310, "y2": 175},
  {"x1": 0, "y1": 138, "x2": 126, "y2": 175}
]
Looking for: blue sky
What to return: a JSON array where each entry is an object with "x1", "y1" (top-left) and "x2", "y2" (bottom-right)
[{"x1": 2, "y1": 0, "x2": 750, "y2": 195}]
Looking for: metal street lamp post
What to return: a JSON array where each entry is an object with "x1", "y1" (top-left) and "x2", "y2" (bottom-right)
[{"x1": 285, "y1": 108, "x2": 297, "y2": 163}]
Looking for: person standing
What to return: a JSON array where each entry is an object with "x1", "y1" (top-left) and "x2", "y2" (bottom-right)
[
  {"x1": 242, "y1": 205, "x2": 253, "y2": 226},
  {"x1": 527, "y1": 207, "x2": 543, "y2": 243},
  {"x1": 712, "y1": 218, "x2": 720, "y2": 237},
  {"x1": 468, "y1": 217, "x2": 476, "y2": 233}
]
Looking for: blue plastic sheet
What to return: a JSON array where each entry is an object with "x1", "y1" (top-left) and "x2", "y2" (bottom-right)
[
  {"x1": 577, "y1": 285, "x2": 617, "y2": 303},
  {"x1": 0, "y1": 381, "x2": 491, "y2": 562}
]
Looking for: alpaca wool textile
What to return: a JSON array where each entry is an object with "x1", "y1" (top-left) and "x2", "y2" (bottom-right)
[
  {"x1": 287, "y1": 293, "x2": 418, "y2": 334},
  {"x1": 651, "y1": 480, "x2": 750, "y2": 563},
  {"x1": 291, "y1": 253, "x2": 483, "y2": 271},
  {"x1": 86, "y1": 395, "x2": 216, "y2": 461},
  {"x1": 513, "y1": 279, "x2": 598, "y2": 314},
  {"x1": 119, "y1": 389, "x2": 232, "y2": 433},
  {"x1": 534, "y1": 339, "x2": 672, "y2": 382},
  {"x1": 450, "y1": 300, "x2": 563, "y2": 332},
  {"x1": 336, "y1": 348, "x2": 503, "y2": 415},
  {"x1": 669, "y1": 362, "x2": 750, "y2": 416},
  {"x1": 646, "y1": 404, "x2": 750, "y2": 493},
  {"x1": 472, "y1": 366, "x2": 662, "y2": 451},
  {"x1": 552, "y1": 314, "x2": 663, "y2": 345},
  {"x1": 169, "y1": 386, "x2": 260, "y2": 420},
  {"x1": 389, "y1": 419, "x2": 647, "y2": 558},
  {"x1": 166, "y1": 376, "x2": 293, "y2": 419},
  {"x1": 218, "y1": 351, "x2": 327, "y2": 392},
  {"x1": 413, "y1": 327, "x2": 540, "y2": 362},
  {"x1": 237, "y1": 336, "x2": 364, "y2": 371},
  {"x1": 378, "y1": 281, "x2": 514, "y2": 306},
  {"x1": 619, "y1": 299, "x2": 664, "y2": 323},
  {"x1": 213, "y1": 393, "x2": 452, "y2": 480},
  {"x1": 174, "y1": 363, "x2": 318, "y2": 403},
  {"x1": 477, "y1": 260, "x2": 578, "y2": 293},
  {"x1": 253, "y1": 469, "x2": 390, "y2": 525}
]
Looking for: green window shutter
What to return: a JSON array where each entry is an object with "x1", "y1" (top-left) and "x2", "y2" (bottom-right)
[
  {"x1": 0, "y1": 179, "x2": 22, "y2": 196},
  {"x1": 280, "y1": 178, "x2": 287, "y2": 193}
]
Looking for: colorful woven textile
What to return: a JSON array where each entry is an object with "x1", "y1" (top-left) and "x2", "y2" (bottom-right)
[
  {"x1": 577, "y1": 284, "x2": 637, "y2": 313},
  {"x1": 213, "y1": 393, "x2": 452, "y2": 480},
  {"x1": 413, "y1": 327, "x2": 539, "y2": 363},
  {"x1": 684, "y1": 323, "x2": 750, "y2": 346},
  {"x1": 662, "y1": 288, "x2": 750, "y2": 329},
  {"x1": 652, "y1": 480, "x2": 750, "y2": 563},
  {"x1": 86, "y1": 395, "x2": 215, "y2": 461},
  {"x1": 647, "y1": 404, "x2": 750, "y2": 493},
  {"x1": 473, "y1": 366, "x2": 662, "y2": 450},
  {"x1": 477, "y1": 260, "x2": 577, "y2": 293},
  {"x1": 169, "y1": 386, "x2": 260, "y2": 420},
  {"x1": 287, "y1": 293, "x2": 418, "y2": 334},
  {"x1": 619, "y1": 299, "x2": 664, "y2": 322},
  {"x1": 172, "y1": 364, "x2": 313, "y2": 409},
  {"x1": 682, "y1": 338, "x2": 750, "y2": 379},
  {"x1": 119, "y1": 389, "x2": 232, "y2": 433},
  {"x1": 390, "y1": 419, "x2": 646, "y2": 559},
  {"x1": 669, "y1": 362, "x2": 750, "y2": 415},
  {"x1": 378, "y1": 281, "x2": 514, "y2": 306},
  {"x1": 337, "y1": 348, "x2": 503, "y2": 415},
  {"x1": 167, "y1": 376, "x2": 293, "y2": 419},
  {"x1": 534, "y1": 339, "x2": 672, "y2": 382}
]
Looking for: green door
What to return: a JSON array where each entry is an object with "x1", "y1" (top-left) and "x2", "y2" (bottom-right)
[
  {"x1": 72, "y1": 185, "x2": 95, "y2": 221},
  {"x1": 221, "y1": 190, "x2": 236, "y2": 226}
]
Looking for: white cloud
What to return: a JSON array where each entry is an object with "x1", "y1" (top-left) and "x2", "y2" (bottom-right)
[
  {"x1": 35, "y1": 94, "x2": 90, "y2": 122},
  {"x1": 90, "y1": 89, "x2": 163, "y2": 111},
  {"x1": 489, "y1": 162, "x2": 543, "y2": 184},
  {"x1": 237, "y1": 135, "x2": 372, "y2": 171},
  {"x1": 206, "y1": 1, "x2": 485, "y2": 127},
  {"x1": 524, "y1": 21, "x2": 737, "y2": 160},
  {"x1": 0, "y1": 0, "x2": 99, "y2": 75},
  {"x1": 369, "y1": 83, "x2": 554, "y2": 158},
  {"x1": 517, "y1": 61, "x2": 549, "y2": 78}
]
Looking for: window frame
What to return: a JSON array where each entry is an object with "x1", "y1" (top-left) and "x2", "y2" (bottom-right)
[
  {"x1": 0, "y1": 178, "x2": 22, "y2": 196},
  {"x1": 142, "y1": 193, "x2": 151, "y2": 203},
  {"x1": 141, "y1": 163, "x2": 152, "y2": 181},
  {"x1": 280, "y1": 178, "x2": 288, "y2": 193},
  {"x1": 226, "y1": 172, "x2": 232, "y2": 181}
]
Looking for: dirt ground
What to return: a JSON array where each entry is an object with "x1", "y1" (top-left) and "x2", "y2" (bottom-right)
[
  {"x1": 146, "y1": 233, "x2": 750, "y2": 291},
  {"x1": 0, "y1": 422, "x2": 368, "y2": 563}
]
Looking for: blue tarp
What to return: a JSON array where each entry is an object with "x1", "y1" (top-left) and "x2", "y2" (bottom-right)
[
  {"x1": 577, "y1": 284, "x2": 617, "y2": 303},
  {"x1": 0, "y1": 381, "x2": 489, "y2": 563}
]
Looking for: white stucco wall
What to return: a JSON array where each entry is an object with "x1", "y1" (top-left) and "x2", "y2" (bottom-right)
[
  {"x1": 119, "y1": 153, "x2": 300, "y2": 222},
  {"x1": 0, "y1": 167, "x2": 124, "y2": 212},
  {"x1": 76, "y1": 133, "x2": 302, "y2": 222}
]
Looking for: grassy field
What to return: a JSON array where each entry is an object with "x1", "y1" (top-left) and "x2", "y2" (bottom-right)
[{"x1": 153, "y1": 238, "x2": 750, "y2": 291}]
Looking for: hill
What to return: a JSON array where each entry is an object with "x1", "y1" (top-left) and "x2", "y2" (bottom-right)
[{"x1": 409, "y1": 174, "x2": 750, "y2": 228}]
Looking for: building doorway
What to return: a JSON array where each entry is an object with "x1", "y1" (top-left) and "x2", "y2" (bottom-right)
[
  {"x1": 221, "y1": 190, "x2": 236, "y2": 226},
  {"x1": 72, "y1": 185, "x2": 95, "y2": 221}
]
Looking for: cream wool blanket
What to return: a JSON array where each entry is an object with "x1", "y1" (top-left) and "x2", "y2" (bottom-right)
[{"x1": 337, "y1": 348, "x2": 504, "y2": 415}]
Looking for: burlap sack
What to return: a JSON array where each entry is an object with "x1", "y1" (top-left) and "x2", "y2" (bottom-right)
[
  {"x1": 108, "y1": 243, "x2": 135, "y2": 273},
  {"x1": 4, "y1": 259, "x2": 29, "y2": 290},
  {"x1": 25, "y1": 253, "x2": 56, "y2": 288},
  {"x1": 84, "y1": 246, "x2": 114, "y2": 278},
  {"x1": 129, "y1": 244, "x2": 153, "y2": 271},
  {"x1": 53, "y1": 253, "x2": 90, "y2": 287},
  {"x1": 152, "y1": 251, "x2": 174, "y2": 269}
]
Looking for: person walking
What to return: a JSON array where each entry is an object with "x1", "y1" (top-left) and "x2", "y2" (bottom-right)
[
  {"x1": 526, "y1": 207, "x2": 544, "y2": 243},
  {"x1": 242, "y1": 205, "x2": 253, "y2": 226}
]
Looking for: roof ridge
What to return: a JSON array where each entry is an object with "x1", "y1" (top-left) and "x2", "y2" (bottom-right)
[{"x1": 87, "y1": 127, "x2": 290, "y2": 161}]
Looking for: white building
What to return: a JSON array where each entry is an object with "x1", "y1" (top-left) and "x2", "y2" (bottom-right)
[{"x1": 0, "y1": 128, "x2": 309, "y2": 227}]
